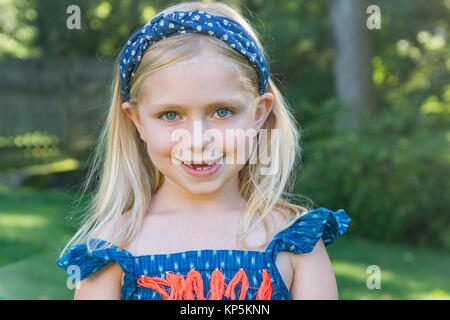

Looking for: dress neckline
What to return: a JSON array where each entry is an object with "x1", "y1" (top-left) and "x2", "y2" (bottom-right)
[
  {"x1": 89, "y1": 238, "x2": 268, "y2": 259},
  {"x1": 132, "y1": 248, "x2": 268, "y2": 258}
]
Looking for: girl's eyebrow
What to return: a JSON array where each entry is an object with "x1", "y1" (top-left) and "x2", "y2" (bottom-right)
[{"x1": 149, "y1": 98, "x2": 245, "y2": 110}]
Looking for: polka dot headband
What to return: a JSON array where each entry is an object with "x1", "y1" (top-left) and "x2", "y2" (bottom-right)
[{"x1": 119, "y1": 10, "x2": 269, "y2": 102}]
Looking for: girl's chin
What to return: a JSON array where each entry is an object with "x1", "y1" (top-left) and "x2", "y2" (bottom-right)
[
  {"x1": 179, "y1": 181, "x2": 225, "y2": 195},
  {"x1": 178, "y1": 170, "x2": 229, "y2": 194}
]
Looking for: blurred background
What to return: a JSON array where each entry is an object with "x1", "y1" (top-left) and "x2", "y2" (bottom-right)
[{"x1": 0, "y1": 0, "x2": 449, "y2": 299}]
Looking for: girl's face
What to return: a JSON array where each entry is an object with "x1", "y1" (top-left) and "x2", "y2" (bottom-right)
[{"x1": 122, "y1": 55, "x2": 273, "y2": 196}]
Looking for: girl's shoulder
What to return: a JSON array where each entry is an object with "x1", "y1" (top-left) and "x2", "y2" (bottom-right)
[
  {"x1": 261, "y1": 206, "x2": 351, "y2": 299},
  {"x1": 266, "y1": 207, "x2": 351, "y2": 256}
]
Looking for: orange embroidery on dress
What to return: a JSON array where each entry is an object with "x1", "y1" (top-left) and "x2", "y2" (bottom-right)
[
  {"x1": 137, "y1": 268, "x2": 273, "y2": 300},
  {"x1": 136, "y1": 275, "x2": 170, "y2": 299},
  {"x1": 185, "y1": 269, "x2": 205, "y2": 300},
  {"x1": 224, "y1": 268, "x2": 249, "y2": 300},
  {"x1": 207, "y1": 268, "x2": 227, "y2": 300},
  {"x1": 256, "y1": 269, "x2": 273, "y2": 300},
  {"x1": 166, "y1": 272, "x2": 188, "y2": 300}
]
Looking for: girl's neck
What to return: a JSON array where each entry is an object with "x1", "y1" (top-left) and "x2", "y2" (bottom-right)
[{"x1": 149, "y1": 175, "x2": 245, "y2": 216}]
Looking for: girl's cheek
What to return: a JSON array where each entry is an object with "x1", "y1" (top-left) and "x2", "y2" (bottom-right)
[
  {"x1": 152, "y1": 139, "x2": 178, "y2": 157},
  {"x1": 221, "y1": 120, "x2": 258, "y2": 163},
  {"x1": 143, "y1": 125, "x2": 178, "y2": 156}
]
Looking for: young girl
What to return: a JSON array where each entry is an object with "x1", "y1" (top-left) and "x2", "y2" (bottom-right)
[{"x1": 57, "y1": 1, "x2": 350, "y2": 300}]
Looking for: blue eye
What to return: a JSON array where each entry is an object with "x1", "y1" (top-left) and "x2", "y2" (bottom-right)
[
  {"x1": 159, "y1": 108, "x2": 234, "y2": 121},
  {"x1": 161, "y1": 112, "x2": 179, "y2": 121},
  {"x1": 214, "y1": 108, "x2": 233, "y2": 119}
]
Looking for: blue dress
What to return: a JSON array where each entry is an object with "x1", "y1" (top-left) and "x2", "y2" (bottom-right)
[{"x1": 56, "y1": 207, "x2": 350, "y2": 300}]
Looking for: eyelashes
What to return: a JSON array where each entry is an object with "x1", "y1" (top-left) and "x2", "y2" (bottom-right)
[
  {"x1": 158, "y1": 107, "x2": 236, "y2": 122},
  {"x1": 160, "y1": 111, "x2": 179, "y2": 121}
]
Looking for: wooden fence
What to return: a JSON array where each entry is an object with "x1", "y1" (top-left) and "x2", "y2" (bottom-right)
[{"x1": 0, "y1": 57, "x2": 115, "y2": 172}]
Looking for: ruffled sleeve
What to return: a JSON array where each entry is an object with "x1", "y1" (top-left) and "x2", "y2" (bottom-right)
[
  {"x1": 265, "y1": 207, "x2": 351, "y2": 299},
  {"x1": 56, "y1": 239, "x2": 134, "y2": 281}
]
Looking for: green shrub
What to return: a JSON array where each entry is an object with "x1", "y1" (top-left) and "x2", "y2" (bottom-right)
[{"x1": 297, "y1": 104, "x2": 450, "y2": 250}]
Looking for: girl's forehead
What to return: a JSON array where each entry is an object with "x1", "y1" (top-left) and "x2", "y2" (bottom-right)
[
  {"x1": 147, "y1": 54, "x2": 239, "y2": 83},
  {"x1": 170, "y1": 54, "x2": 237, "y2": 67},
  {"x1": 139, "y1": 56, "x2": 254, "y2": 106}
]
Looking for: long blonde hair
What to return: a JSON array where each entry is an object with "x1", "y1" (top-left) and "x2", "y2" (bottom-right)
[{"x1": 60, "y1": 1, "x2": 313, "y2": 256}]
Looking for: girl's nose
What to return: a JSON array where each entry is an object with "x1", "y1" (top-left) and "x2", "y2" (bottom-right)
[{"x1": 187, "y1": 119, "x2": 215, "y2": 161}]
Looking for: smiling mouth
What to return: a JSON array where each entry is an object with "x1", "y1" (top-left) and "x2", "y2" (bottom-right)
[
  {"x1": 183, "y1": 157, "x2": 223, "y2": 170},
  {"x1": 181, "y1": 156, "x2": 224, "y2": 170},
  {"x1": 184, "y1": 163, "x2": 214, "y2": 170}
]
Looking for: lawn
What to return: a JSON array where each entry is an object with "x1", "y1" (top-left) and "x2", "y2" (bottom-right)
[
  {"x1": 327, "y1": 236, "x2": 450, "y2": 299},
  {"x1": 0, "y1": 183, "x2": 449, "y2": 300}
]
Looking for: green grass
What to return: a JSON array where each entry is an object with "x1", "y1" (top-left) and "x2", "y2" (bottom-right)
[
  {"x1": 0, "y1": 183, "x2": 449, "y2": 299},
  {"x1": 0, "y1": 183, "x2": 82, "y2": 299},
  {"x1": 327, "y1": 235, "x2": 450, "y2": 299},
  {"x1": 0, "y1": 183, "x2": 81, "y2": 265}
]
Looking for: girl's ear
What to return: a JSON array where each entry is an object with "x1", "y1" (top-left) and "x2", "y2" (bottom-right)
[
  {"x1": 254, "y1": 92, "x2": 274, "y2": 131},
  {"x1": 121, "y1": 102, "x2": 147, "y2": 142}
]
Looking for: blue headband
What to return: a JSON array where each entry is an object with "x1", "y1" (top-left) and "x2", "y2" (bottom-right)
[{"x1": 119, "y1": 10, "x2": 269, "y2": 102}]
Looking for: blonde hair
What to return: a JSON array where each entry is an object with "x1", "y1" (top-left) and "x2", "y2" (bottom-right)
[{"x1": 60, "y1": 1, "x2": 313, "y2": 256}]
